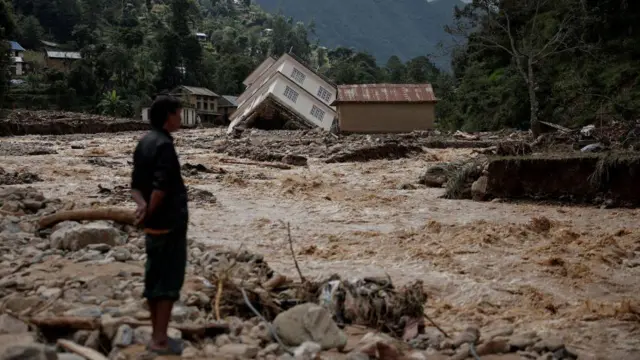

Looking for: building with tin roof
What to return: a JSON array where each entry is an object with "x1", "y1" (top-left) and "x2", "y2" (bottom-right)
[{"x1": 331, "y1": 84, "x2": 438, "y2": 133}]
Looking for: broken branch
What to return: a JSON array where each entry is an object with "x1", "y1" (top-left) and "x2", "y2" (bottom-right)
[
  {"x1": 287, "y1": 223, "x2": 306, "y2": 283},
  {"x1": 38, "y1": 207, "x2": 136, "y2": 229},
  {"x1": 57, "y1": 339, "x2": 109, "y2": 360},
  {"x1": 219, "y1": 158, "x2": 292, "y2": 170}
]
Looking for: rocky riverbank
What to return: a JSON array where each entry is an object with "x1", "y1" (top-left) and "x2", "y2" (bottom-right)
[{"x1": 0, "y1": 187, "x2": 591, "y2": 360}]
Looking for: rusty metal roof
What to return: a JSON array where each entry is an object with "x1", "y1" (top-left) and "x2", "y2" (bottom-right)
[{"x1": 332, "y1": 84, "x2": 437, "y2": 105}]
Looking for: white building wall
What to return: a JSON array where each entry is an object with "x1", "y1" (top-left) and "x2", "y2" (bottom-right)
[
  {"x1": 270, "y1": 76, "x2": 335, "y2": 131},
  {"x1": 141, "y1": 107, "x2": 200, "y2": 128},
  {"x1": 278, "y1": 59, "x2": 336, "y2": 109}
]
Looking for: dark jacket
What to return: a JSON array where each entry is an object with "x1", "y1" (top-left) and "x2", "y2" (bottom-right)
[{"x1": 131, "y1": 129, "x2": 188, "y2": 230}]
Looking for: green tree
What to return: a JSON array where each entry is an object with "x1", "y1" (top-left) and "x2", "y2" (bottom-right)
[
  {"x1": 385, "y1": 55, "x2": 406, "y2": 83},
  {"x1": 0, "y1": 0, "x2": 16, "y2": 104}
]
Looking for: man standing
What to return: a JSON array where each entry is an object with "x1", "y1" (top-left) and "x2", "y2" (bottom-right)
[{"x1": 131, "y1": 95, "x2": 188, "y2": 355}]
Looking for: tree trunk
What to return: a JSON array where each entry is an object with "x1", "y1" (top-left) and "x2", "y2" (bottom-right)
[{"x1": 527, "y1": 58, "x2": 542, "y2": 137}]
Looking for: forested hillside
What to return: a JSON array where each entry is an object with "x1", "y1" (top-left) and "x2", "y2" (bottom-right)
[
  {"x1": 253, "y1": 0, "x2": 464, "y2": 69},
  {"x1": 1, "y1": 0, "x2": 639, "y2": 134},
  {"x1": 0, "y1": 0, "x2": 449, "y2": 117}
]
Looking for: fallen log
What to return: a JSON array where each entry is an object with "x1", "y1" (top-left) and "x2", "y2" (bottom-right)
[
  {"x1": 31, "y1": 316, "x2": 99, "y2": 330},
  {"x1": 39, "y1": 207, "x2": 136, "y2": 229},
  {"x1": 122, "y1": 320, "x2": 229, "y2": 340},
  {"x1": 219, "y1": 158, "x2": 292, "y2": 170},
  {"x1": 57, "y1": 339, "x2": 109, "y2": 360}
]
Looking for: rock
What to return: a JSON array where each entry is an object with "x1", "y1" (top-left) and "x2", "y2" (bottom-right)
[
  {"x1": 63, "y1": 306, "x2": 102, "y2": 318},
  {"x1": 0, "y1": 333, "x2": 37, "y2": 355},
  {"x1": 182, "y1": 347, "x2": 199, "y2": 359},
  {"x1": 37, "y1": 287, "x2": 62, "y2": 299},
  {"x1": 133, "y1": 326, "x2": 182, "y2": 345},
  {"x1": 86, "y1": 244, "x2": 112, "y2": 253},
  {"x1": 273, "y1": 303, "x2": 347, "y2": 350},
  {"x1": 1, "y1": 343, "x2": 57, "y2": 360},
  {"x1": 250, "y1": 322, "x2": 272, "y2": 342},
  {"x1": 112, "y1": 247, "x2": 131, "y2": 262},
  {"x1": 22, "y1": 200, "x2": 44, "y2": 212},
  {"x1": 84, "y1": 330, "x2": 101, "y2": 350},
  {"x1": 293, "y1": 341, "x2": 321, "y2": 360},
  {"x1": 258, "y1": 343, "x2": 280, "y2": 357},
  {"x1": 407, "y1": 352, "x2": 427, "y2": 360},
  {"x1": 354, "y1": 333, "x2": 400, "y2": 360},
  {"x1": 57, "y1": 355, "x2": 85, "y2": 360},
  {"x1": 483, "y1": 326, "x2": 514, "y2": 342},
  {"x1": 50, "y1": 223, "x2": 122, "y2": 251},
  {"x1": 471, "y1": 176, "x2": 488, "y2": 201},
  {"x1": 218, "y1": 343, "x2": 260, "y2": 358},
  {"x1": 508, "y1": 332, "x2": 539, "y2": 350},
  {"x1": 203, "y1": 344, "x2": 218, "y2": 357},
  {"x1": 476, "y1": 339, "x2": 510, "y2": 356},
  {"x1": 419, "y1": 165, "x2": 448, "y2": 188},
  {"x1": 215, "y1": 334, "x2": 232, "y2": 347},
  {"x1": 453, "y1": 327, "x2": 480, "y2": 347},
  {"x1": 346, "y1": 352, "x2": 370, "y2": 360},
  {"x1": 532, "y1": 336, "x2": 564, "y2": 353},
  {"x1": 0, "y1": 314, "x2": 29, "y2": 334},
  {"x1": 171, "y1": 305, "x2": 190, "y2": 323},
  {"x1": 112, "y1": 325, "x2": 133, "y2": 348},
  {"x1": 450, "y1": 343, "x2": 469, "y2": 360},
  {"x1": 408, "y1": 327, "x2": 445, "y2": 350},
  {"x1": 71, "y1": 330, "x2": 90, "y2": 345}
]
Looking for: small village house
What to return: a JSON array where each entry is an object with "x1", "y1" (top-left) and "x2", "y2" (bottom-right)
[
  {"x1": 170, "y1": 86, "x2": 220, "y2": 124},
  {"x1": 141, "y1": 106, "x2": 200, "y2": 128},
  {"x1": 331, "y1": 84, "x2": 437, "y2": 133},
  {"x1": 8, "y1": 41, "x2": 25, "y2": 76},
  {"x1": 228, "y1": 52, "x2": 337, "y2": 133},
  {"x1": 44, "y1": 49, "x2": 82, "y2": 72}
]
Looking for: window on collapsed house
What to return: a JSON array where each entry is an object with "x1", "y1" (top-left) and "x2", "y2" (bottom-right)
[
  {"x1": 291, "y1": 68, "x2": 306, "y2": 85},
  {"x1": 283, "y1": 86, "x2": 299, "y2": 103},
  {"x1": 203, "y1": 102, "x2": 208, "y2": 110},
  {"x1": 310, "y1": 105, "x2": 325, "y2": 121},
  {"x1": 317, "y1": 86, "x2": 331, "y2": 102}
]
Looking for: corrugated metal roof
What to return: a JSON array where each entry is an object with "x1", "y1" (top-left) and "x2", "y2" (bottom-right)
[
  {"x1": 45, "y1": 50, "x2": 82, "y2": 59},
  {"x1": 9, "y1": 41, "x2": 25, "y2": 51},
  {"x1": 177, "y1": 86, "x2": 219, "y2": 97},
  {"x1": 333, "y1": 84, "x2": 437, "y2": 104}
]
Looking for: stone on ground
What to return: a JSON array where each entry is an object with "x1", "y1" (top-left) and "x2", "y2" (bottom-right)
[
  {"x1": 50, "y1": 222, "x2": 122, "y2": 251},
  {"x1": 273, "y1": 303, "x2": 347, "y2": 350}
]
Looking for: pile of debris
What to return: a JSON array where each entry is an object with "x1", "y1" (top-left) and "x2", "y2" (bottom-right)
[
  {"x1": 0, "y1": 189, "x2": 590, "y2": 359},
  {"x1": 0, "y1": 168, "x2": 42, "y2": 186},
  {"x1": 0, "y1": 110, "x2": 148, "y2": 137}
]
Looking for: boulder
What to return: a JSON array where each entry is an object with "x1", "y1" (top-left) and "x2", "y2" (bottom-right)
[
  {"x1": 471, "y1": 176, "x2": 488, "y2": 201},
  {"x1": 273, "y1": 303, "x2": 347, "y2": 350},
  {"x1": 50, "y1": 223, "x2": 122, "y2": 251},
  {"x1": 218, "y1": 343, "x2": 259, "y2": 358},
  {"x1": 0, "y1": 314, "x2": 29, "y2": 334},
  {"x1": 0, "y1": 343, "x2": 56, "y2": 360}
]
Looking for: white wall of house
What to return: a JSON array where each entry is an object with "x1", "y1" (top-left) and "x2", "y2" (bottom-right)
[
  {"x1": 270, "y1": 74, "x2": 335, "y2": 130},
  {"x1": 141, "y1": 107, "x2": 200, "y2": 128},
  {"x1": 278, "y1": 59, "x2": 336, "y2": 109}
]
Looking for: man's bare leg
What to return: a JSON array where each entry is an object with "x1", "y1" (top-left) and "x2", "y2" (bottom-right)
[
  {"x1": 150, "y1": 299, "x2": 174, "y2": 349},
  {"x1": 147, "y1": 299, "x2": 158, "y2": 345}
]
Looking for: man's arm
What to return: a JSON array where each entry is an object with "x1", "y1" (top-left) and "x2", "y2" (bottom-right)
[{"x1": 146, "y1": 144, "x2": 172, "y2": 219}]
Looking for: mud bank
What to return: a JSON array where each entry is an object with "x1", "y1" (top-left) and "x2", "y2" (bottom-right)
[
  {"x1": 0, "y1": 119, "x2": 148, "y2": 136},
  {"x1": 486, "y1": 154, "x2": 640, "y2": 205}
]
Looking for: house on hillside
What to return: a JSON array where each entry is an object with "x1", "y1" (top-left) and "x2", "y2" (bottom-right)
[
  {"x1": 170, "y1": 85, "x2": 221, "y2": 124},
  {"x1": 227, "y1": 53, "x2": 337, "y2": 133},
  {"x1": 44, "y1": 49, "x2": 82, "y2": 71},
  {"x1": 331, "y1": 84, "x2": 438, "y2": 133},
  {"x1": 8, "y1": 41, "x2": 25, "y2": 76}
]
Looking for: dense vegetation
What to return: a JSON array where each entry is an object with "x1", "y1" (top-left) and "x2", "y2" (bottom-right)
[
  {"x1": 1, "y1": 0, "x2": 639, "y2": 134},
  {"x1": 0, "y1": 0, "x2": 450, "y2": 118}
]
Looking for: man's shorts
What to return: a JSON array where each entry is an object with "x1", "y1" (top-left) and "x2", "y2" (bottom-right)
[{"x1": 143, "y1": 225, "x2": 187, "y2": 301}]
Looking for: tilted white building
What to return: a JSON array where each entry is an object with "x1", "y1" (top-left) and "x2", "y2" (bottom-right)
[{"x1": 227, "y1": 53, "x2": 337, "y2": 133}]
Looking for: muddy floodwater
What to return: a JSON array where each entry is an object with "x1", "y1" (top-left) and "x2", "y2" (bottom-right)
[{"x1": 2, "y1": 128, "x2": 640, "y2": 359}]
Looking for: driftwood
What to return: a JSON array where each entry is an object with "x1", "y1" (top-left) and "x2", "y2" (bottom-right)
[
  {"x1": 57, "y1": 339, "x2": 109, "y2": 360},
  {"x1": 219, "y1": 158, "x2": 292, "y2": 170},
  {"x1": 31, "y1": 316, "x2": 99, "y2": 330},
  {"x1": 38, "y1": 207, "x2": 136, "y2": 229}
]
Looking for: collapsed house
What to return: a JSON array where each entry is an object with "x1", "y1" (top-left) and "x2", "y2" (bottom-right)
[{"x1": 227, "y1": 53, "x2": 338, "y2": 133}]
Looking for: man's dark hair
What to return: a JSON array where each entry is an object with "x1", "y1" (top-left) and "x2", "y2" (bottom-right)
[{"x1": 149, "y1": 95, "x2": 182, "y2": 129}]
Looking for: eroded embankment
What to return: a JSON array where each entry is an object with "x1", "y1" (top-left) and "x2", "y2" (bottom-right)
[{"x1": 485, "y1": 154, "x2": 640, "y2": 205}]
